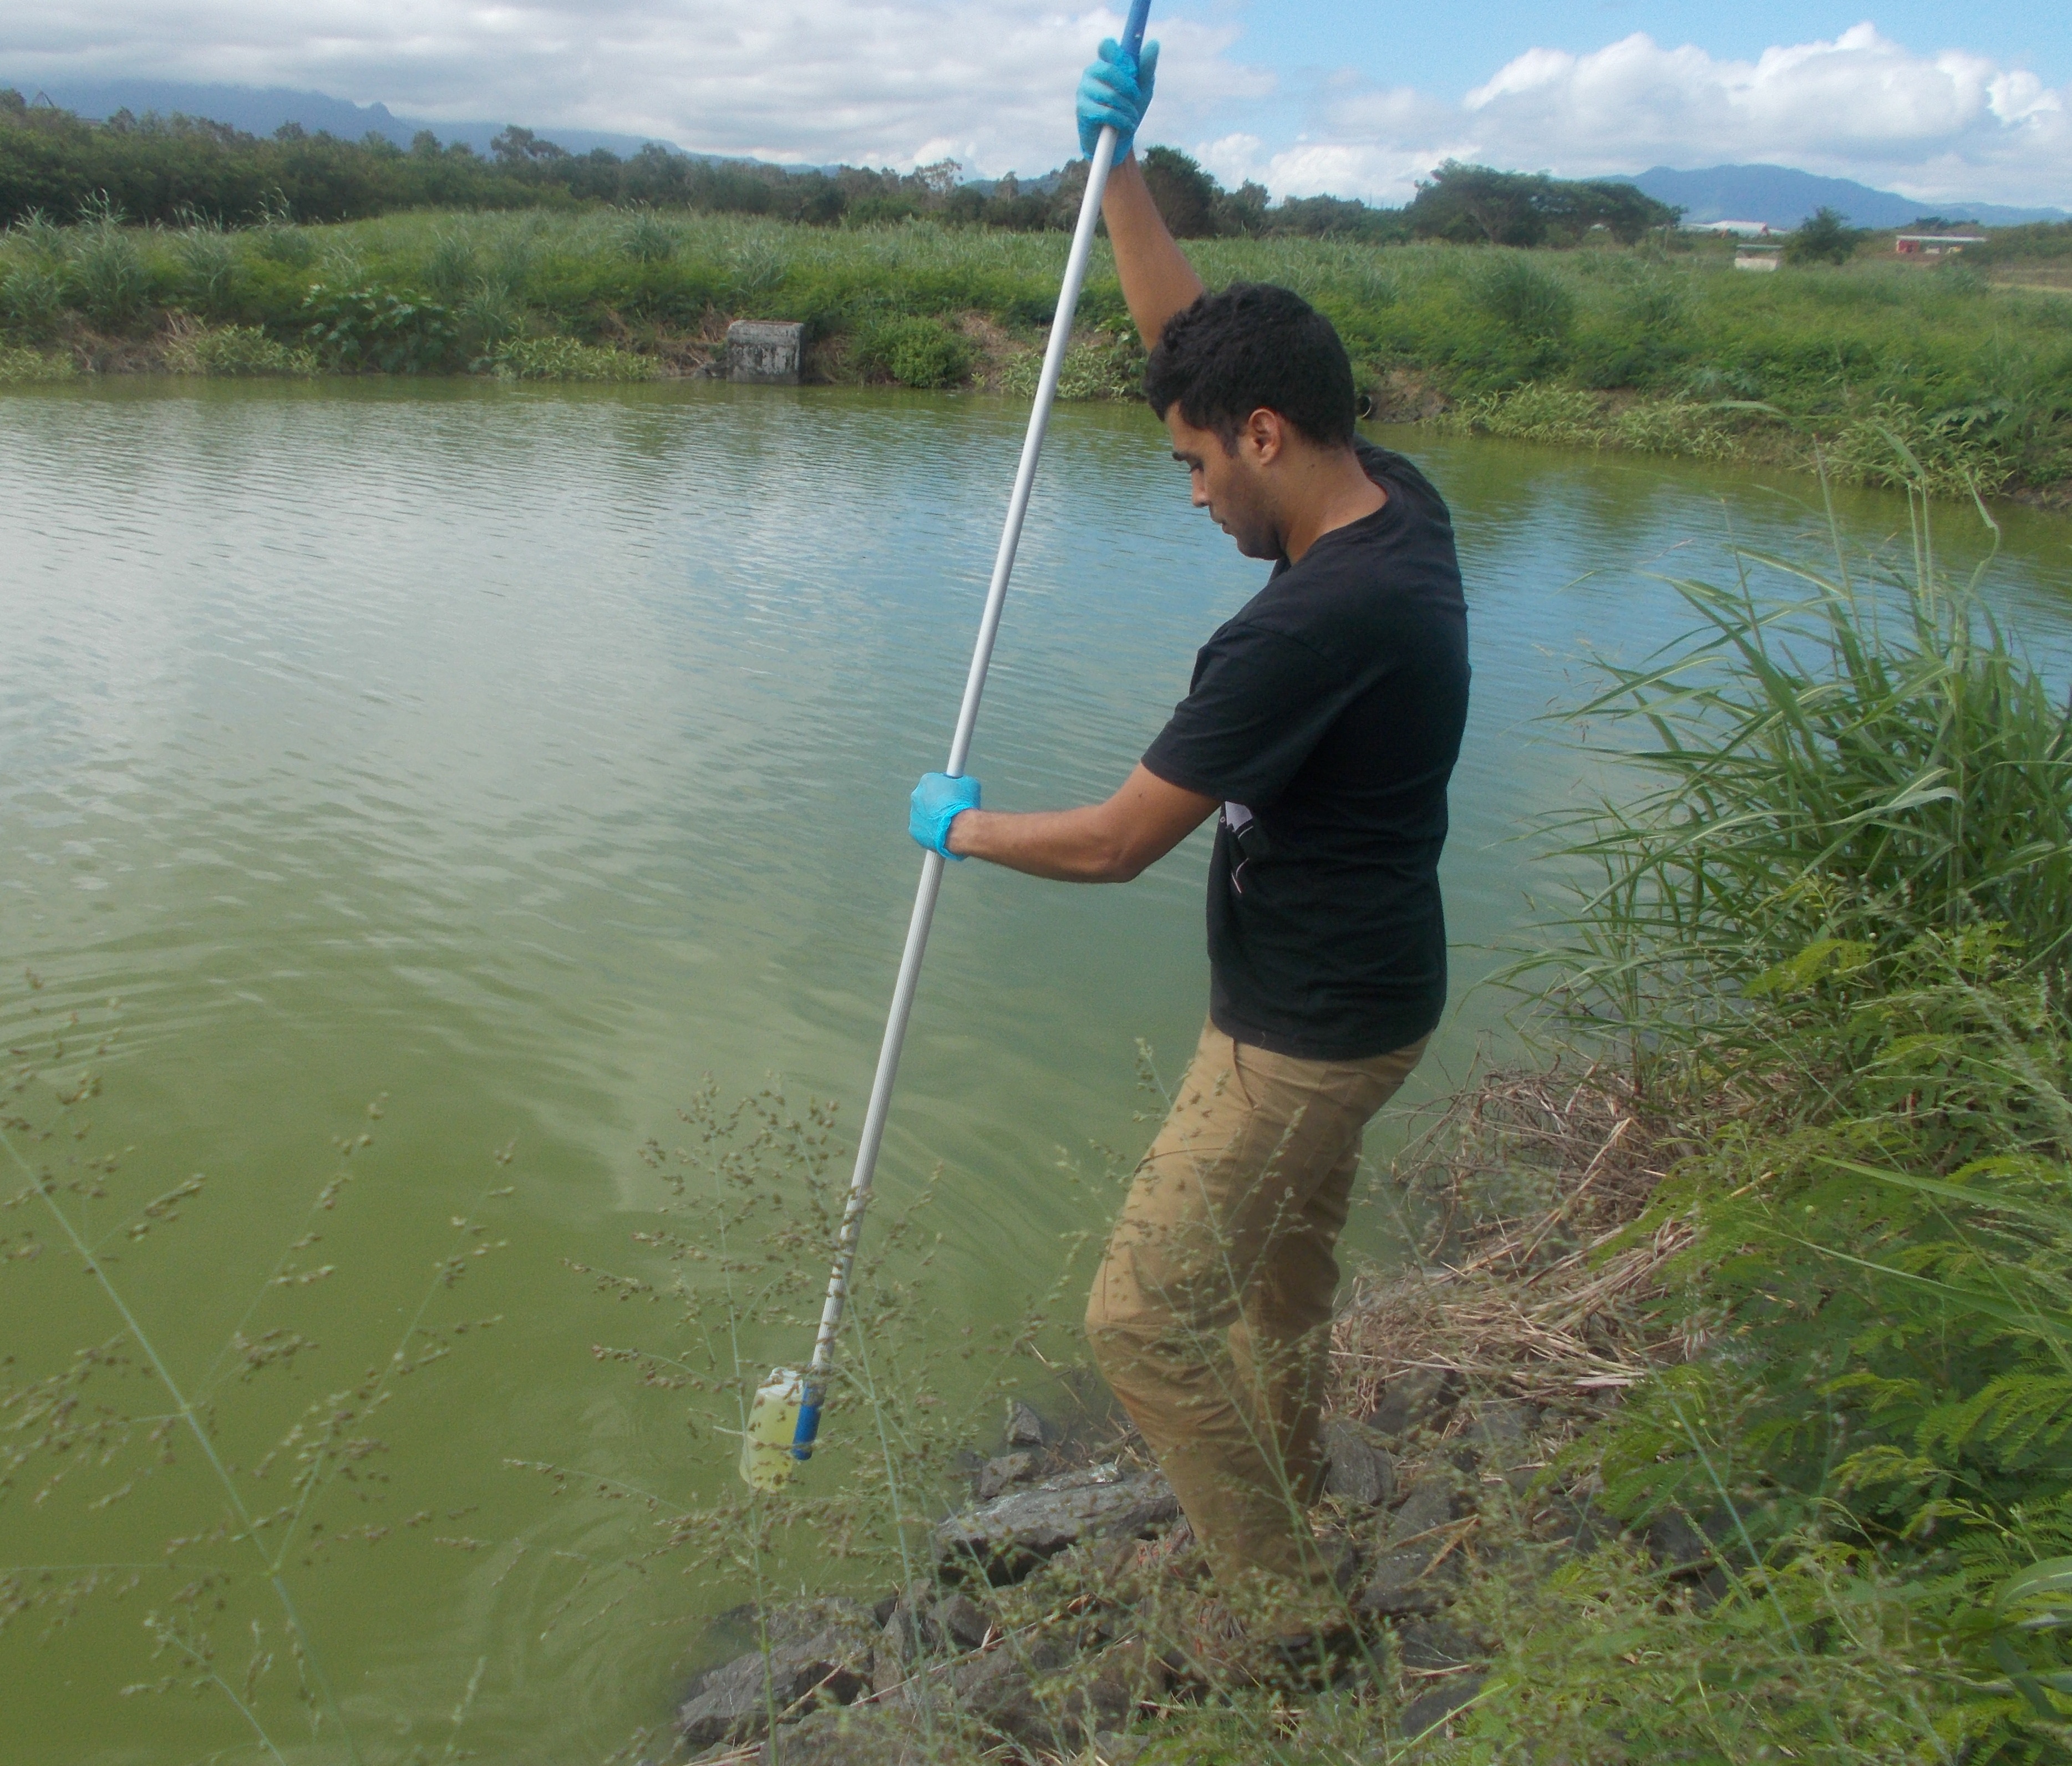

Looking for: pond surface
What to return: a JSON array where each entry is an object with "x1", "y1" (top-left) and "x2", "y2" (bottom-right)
[{"x1": 3, "y1": 380, "x2": 2069, "y2": 1763}]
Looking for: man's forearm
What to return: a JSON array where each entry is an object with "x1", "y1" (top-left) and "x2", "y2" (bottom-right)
[
  {"x1": 941, "y1": 763, "x2": 1218, "y2": 882},
  {"x1": 1103, "y1": 156, "x2": 1206, "y2": 346},
  {"x1": 947, "y1": 805, "x2": 1144, "y2": 882}
]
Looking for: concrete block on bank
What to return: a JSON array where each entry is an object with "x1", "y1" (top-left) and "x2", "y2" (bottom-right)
[{"x1": 726, "y1": 320, "x2": 805, "y2": 384}]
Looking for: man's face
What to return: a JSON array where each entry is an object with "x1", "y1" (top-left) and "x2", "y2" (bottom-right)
[{"x1": 1164, "y1": 408, "x2": 1282, "y2": 561}]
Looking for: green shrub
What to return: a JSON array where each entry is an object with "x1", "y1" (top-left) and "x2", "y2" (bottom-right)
[
  {"x1": 618, "y1": 208, "x2": 676, "y2": 263},
  {"x1": 252, "y1": 220, "x2": 317, "y2": 269},
  {"x1": 0, "y1": 262, "x2": 65, "y2": 338},
  {"x1": 424, "y1": 228, "x2": 480, "y2": 299},
  {"x1": 172, "y1": 221, "x2": 238, "y2": 316},
  {"x1": 66, "y1": 202, "x2": 150, "y2": 327},
  {"x1": 489, "y1": 336, "x2": 656, "y2": 380},
  {"x1": 1441, "y1": 383, "x2": 1605, "y2": 445},
  {"x1": 850, "y1": 312, "x2": 973, "y2": 388},
  {"x1": 165, "y1": 323, "x2": 316, "y2": 375},
  {"x1": 301, "y1": 282, "x2": 459, "y2": 372},
  {"x1": 0, "y1": 342, "x2": 74, "y2": 380},
  {"x1": 1826, "y1": 397, "x2": 2017, "y2": 498},
  {"x1": 998, "y1": 330, "x2": 1144, "y2": 400},
  {"x1": 1471, "y1": 252, "x2": 1576, "y2": 340},
  {"x1": 1786, "y1": 206, "x2": 1870, "y2": 267}
]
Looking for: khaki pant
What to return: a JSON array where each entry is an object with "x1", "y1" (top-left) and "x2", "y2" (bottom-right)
[{"x1": 1085, "y1": 1019, "x2": 1427, "y2": 1594}]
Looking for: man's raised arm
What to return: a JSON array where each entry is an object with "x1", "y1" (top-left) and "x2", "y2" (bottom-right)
[{"x1": 1074, "y1": 39, "x2": 1205, "y2": 344}]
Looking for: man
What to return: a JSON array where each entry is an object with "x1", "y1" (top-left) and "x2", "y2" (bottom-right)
[{"x1": 908, "y1": 40, "x2": 1470, "y2": 1637}]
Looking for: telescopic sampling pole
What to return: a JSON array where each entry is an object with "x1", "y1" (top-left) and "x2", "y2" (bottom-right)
[{"x1": 785, "y1": 0, "x2": 1155, "y2": 1466}]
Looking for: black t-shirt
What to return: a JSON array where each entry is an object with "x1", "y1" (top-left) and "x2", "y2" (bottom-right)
[{"x1": 1140, "y1": 440, "x2": 1469, "y2": 1061}]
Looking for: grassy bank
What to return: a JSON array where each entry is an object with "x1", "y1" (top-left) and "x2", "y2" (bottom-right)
[{"x1": 3, "y1": 205, "x2": 2069, "y2": 502}]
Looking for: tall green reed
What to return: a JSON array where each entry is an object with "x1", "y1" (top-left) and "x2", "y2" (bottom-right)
[
  {"x1": 1532, "y1": 480, "x2": 2072, "y2": 1054},
  {"x1": 1508, "y1": 481, "x2": 2072, "y2": 1755}
]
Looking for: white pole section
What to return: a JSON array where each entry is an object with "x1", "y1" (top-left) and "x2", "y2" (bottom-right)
[{"x1": 789, "y1": 4, "x2": 1154, "y2": 1460}]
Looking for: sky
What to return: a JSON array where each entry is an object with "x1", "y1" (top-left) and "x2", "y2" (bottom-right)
[{"x1": 3, "y1": 0, "x2": 2067, "y2": 206}]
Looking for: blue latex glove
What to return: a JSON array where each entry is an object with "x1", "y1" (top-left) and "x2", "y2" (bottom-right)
[
  {"x1": 1076, "y1": 37, "x2": 1160, "y2": 159},
  {"x1": 910, "y1": 772, "x2": 980, "y2": 860}
]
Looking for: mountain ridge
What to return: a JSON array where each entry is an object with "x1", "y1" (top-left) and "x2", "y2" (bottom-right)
[
  {"x1": 1618, "y1": 163, "x2": 2066, "y2": 230},
  {"x1": 3, "y1": 77, "x2": 693, "y2": 163}
]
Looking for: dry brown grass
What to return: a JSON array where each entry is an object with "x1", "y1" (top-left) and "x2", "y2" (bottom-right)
[{"x1": 1330, "y1": 1065, "x2": 1689, "y2": 1415}]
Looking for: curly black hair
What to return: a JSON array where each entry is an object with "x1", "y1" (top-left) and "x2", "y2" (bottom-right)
[{"x1": 1142, "y1": 282, "x2": 1358, "y2": 449}]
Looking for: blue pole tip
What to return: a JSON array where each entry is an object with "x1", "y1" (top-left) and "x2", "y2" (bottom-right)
[{"x1": 789, "y1": 1402, "x2": 822, "y2": 1460}]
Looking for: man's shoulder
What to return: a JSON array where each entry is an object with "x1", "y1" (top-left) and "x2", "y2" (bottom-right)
[{"x1": 1353, "y1": 437, "x2": 1453, "y2": 527}]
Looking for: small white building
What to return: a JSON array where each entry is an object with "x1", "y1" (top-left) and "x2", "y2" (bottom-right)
[
  {"x1": 1687, "y1": 219, "x2": 1776, "y2": 237},
  {"x1": 1895, "y1": 234, "x2": 1984, "y2": 257},
  {"x1": 1735, "y1": 245, "x2": 1783, "y2": 273}
]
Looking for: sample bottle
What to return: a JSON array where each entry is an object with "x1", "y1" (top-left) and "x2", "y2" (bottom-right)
[{"x1": 738, "y1": 1367, "x2": 805, "y2": 1490}]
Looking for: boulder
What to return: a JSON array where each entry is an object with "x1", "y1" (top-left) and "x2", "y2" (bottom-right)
[
  {"x1": 974, "y1": 1451, "x2": 1039, "y2": 1501},
  {"x1": 1365, "y1": 1368, "x2": 1459, "y2": 1440},
  {"x1": 1322, "y1": 1418, "x2": 1394, "y2": 1507},
  {"x1": 677, "y1": 1600, "x2": 877, "y2": 1750},
  {"x1": 1395, "y1": 1617, "x2": 1478, "y2": 1672},
  {"x1": 1399, "y1": 1672, "x2": 1487, "y2": 1737},
  {"x1": 1004, "y1": 1398, "x2": 1049, "y2": 1449},
  {"x1": 871, "y1": 1581, "x2": 993, "y2": 1693},
  {"x1": 933, "y1": 1464, "x2": 1179, "y2": 1584},
  {"x1": 1356, "y1": 1480, "x2": 1464, "y2": 1619}
]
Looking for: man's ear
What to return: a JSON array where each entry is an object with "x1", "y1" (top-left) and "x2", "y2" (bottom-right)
[{"x1": 1244, "y1": 407, "x2": 1284, "y2": 464}]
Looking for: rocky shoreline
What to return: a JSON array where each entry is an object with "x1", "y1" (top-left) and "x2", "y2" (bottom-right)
[{"x1": 672, "y1": 1069, "x2": 1691, "y2": 1764}]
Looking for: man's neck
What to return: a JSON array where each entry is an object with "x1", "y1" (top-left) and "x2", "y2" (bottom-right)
[{"x1": 1278, "y1": 443, "x2": 1388, "y2": 563}]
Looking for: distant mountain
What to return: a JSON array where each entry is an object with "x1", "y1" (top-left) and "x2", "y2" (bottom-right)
[
  {"x1": 1619, "y1": 164, "x2": 2068, "y2": 231},
  {"x1": 2, "y1": 78, "x2": 690, "y2": 161}
]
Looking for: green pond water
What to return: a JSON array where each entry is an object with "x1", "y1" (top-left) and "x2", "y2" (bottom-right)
[{"x1": 4, "y1": 379, "x2": 2069, "y2": 1763}]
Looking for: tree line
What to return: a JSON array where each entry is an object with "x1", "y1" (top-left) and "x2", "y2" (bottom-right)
[{"x1": 0, "y1": 89, "x2": 1680, "y2": 244}]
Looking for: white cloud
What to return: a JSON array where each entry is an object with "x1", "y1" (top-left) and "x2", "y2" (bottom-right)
[
  {"x1": 1, "y1": 0, "x2": 1261, "y2": 176},
  {"x1": 2, "y1": 5, "x2": 2064, "y2": 204},
  {"x1": 1241, "y1": 23, "x2": 2068, "y2": 206}
]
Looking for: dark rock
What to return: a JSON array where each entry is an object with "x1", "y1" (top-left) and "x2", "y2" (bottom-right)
[
  {"x1": 1399, "y1": 1672, "x2": 1486, "y2": 1737},
  {"x1": 1358, "y1": 1541, "x2": 1460, "y2": 1618},
  {"x1": 1357, "y1": 1480, "x2": 1464, "y2": 1618},
  {"x1": 1004, "y1": 1398, "x2": 1048, "y2": 1448},
  {"x1": 1395, "y1": 1618, "x2": 1479, "y2": 1672},
  {"x1": 1391, "y1": 1477, "x2": 1460, "y2": 1537},
  {"x1": 1365, "y1": 1368, "x2": 1458, "y2": 1440},
  {"x1": 870, "y1": 1591, "x2": 901, "y2": 1628},
  {"x1": 1314, "y1": 1524, "x2": 1362, "y2": 1594},
  {"x1": 1646, "y1": 1509, "x2": 1716, "y2": 1576},
  {"x1": 933, "y1": 1464, "x2": 1179, "y2": 1585},
  {"x1": 870, "y1": 1582, "x2": 993, "y2": 1695},
  {"x1": 677, "y1": 1599, "x2": 877, "y2": 1750},
  {"x1": 1466, "y1": 1399, "x2": 1537, "y2": 1455},
  {"x1": 1053, "y1": 1637, "x2": 1166, "y2": 1742},
  {"x1": 974, "y1": 1451, "x2": 1039, "y2": 1501},
  {"x1": 1322, "y1": 1418, "x2": 1395, "y2": 1507},
  {"x1": 725, "y1": 1702, "x2": 954, "y2": 1765},
  {"x1": 1537, "y1": 1493, "x2": 1611, "y2": 1558},
  {"x1": 948, "y1": 1650, "x2": 1047, "y2": 1743}
]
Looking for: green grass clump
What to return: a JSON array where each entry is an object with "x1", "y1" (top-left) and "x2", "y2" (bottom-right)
[
  {"x1": 163, "y1": 322, "x2": 315, "y2": 375},
  {"x1": 999, "y1": 329, "x2": 1145, "y2": 401},
  {"x1": 0, "y1": 340, "x2": 72, "y2": 379},
  {"x1": 849, "y1": 312, "x2": 974, "y2": 389},
  {"x1": 490, "y1": 335, "x2": 657, "y2": 380}
]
